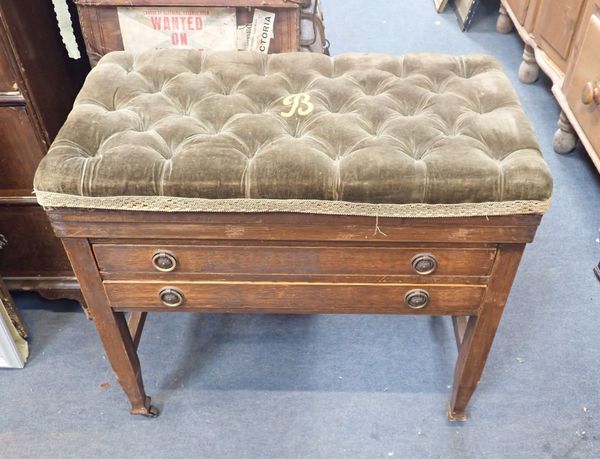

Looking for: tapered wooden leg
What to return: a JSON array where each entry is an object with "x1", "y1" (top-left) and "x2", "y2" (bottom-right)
[
  {"x1": 61, "y1": 238, "x2": 158, "y2": 417},
  {"x1": 447, "y1": 244, "x2": 525, "y2": 421}
]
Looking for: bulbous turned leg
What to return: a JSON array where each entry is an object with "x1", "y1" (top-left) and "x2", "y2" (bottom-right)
[
  {"x1": 496, "y1": 4, "x2": 514, "y2": 34},
  {"x1": 553, "y1": 112, "x2": 577, "y2": 154},
  {"x1": 518, "y1": 44, "x2": 539, "y2": 84}
]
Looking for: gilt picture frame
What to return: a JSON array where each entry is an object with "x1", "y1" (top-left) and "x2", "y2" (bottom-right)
[{"x1": 433, "y1": 0, "x2": 449, "y2": 13}]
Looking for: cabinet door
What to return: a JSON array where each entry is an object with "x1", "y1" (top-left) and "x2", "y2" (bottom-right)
[
  {"x1": 564, "y1": 12, "x2": 600, "y2": 166},
  {"x1": 534, "y1": 0, "x2": 586, "y2": 72},
  {"x1": 0, "y1": 39, "x2": 18, "y2": 93},
  {"x1": 523, "y1": 0, "x2": 542, "y2": 33},
  {"x1": 0, "y1": 106, "x2": 45, "y2": 193},
  {"x1": 507, "y1": 0, "x2": 531, "y2": 25}
]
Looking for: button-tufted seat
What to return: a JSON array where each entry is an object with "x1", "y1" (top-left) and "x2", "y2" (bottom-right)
[{"x1": 34, "y1": 50, "x2": 552, "y2": 217}]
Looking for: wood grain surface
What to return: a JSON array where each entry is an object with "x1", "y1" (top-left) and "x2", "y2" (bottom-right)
[{"x1": 93, "y1": 243, "x2": 497, "y2": 277}]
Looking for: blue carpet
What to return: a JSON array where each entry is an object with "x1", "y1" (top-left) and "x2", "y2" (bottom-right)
[{"x1": 2, "y1": 1, "x2": 600, "y2": 458}]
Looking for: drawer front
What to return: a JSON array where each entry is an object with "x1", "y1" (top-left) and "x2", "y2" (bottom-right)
[
  {"x1": 93, "y1": 244, "x2": 496, "y2": 278},
  {"x1": 564, "y1": 13, "x2": 600, "y2": 152},
  {"x1": 103, "y1": 281, "x2": 485, "y2": 315}
]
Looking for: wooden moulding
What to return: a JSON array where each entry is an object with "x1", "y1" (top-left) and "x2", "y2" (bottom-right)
[{"x1": 47, "y1": 209, "x2": 542, "y2": 244}]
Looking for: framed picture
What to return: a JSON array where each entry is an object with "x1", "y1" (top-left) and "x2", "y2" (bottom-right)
[
  {"x1": 453, "y1": 0, "x2": 481, "y2": 31},
  {"x1": 0, "y1": 275, "x2": 28, "y2": 368}
]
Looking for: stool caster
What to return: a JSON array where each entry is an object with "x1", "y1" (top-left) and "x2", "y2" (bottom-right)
[
  {"x1": 446, "y1": 403, "x2": 468, "y2": 422},
  {"x1": 130, "y1": 396, "x2": 159, "y2": 418}
]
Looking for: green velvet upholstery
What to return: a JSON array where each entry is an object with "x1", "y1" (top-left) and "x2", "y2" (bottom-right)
[{"x1": 34, "y1": 50, "x2": 552, "y2": 215}]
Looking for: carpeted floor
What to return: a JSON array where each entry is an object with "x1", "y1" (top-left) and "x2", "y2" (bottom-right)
[{"x1": 2, "y1": 1, "x2": 599, "y2": 458}]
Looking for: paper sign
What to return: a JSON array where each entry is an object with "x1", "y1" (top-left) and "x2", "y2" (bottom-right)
[
  {"x1": 237, "y1": 23, "x2": 252, "y2": 50},
  {"x1": 117, "y1": 7, "x2": 237, "y2": 52},
  {"x1": 248, "y1": 9, "x2": 276, "y2": 53},
  {"x1": 52, "y1": 0, "x2": 81, "y2": 59}
]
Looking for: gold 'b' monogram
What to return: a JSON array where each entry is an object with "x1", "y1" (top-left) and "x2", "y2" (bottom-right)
[{"x1": 280, "y1": 93, "x2": 314, "y2": 118}]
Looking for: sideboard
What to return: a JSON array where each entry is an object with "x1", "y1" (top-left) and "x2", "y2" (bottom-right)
[{"x1": 497, "y1": 0, "x2": 600, "y2": 173}]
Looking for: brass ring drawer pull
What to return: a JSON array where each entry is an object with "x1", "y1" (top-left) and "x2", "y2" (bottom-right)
[
  {"x1": 411, "y1": 253, "x2": 438, "y2": 275},
  {"x1": 152, "y1": 250, "x2": 177, "y2": 272},
  {"x1": 159, "y1": 287, "x2": 184, "y2": 308},
  {"x1": 405, "y1": 289, "x2": 430, "y2": 309}
]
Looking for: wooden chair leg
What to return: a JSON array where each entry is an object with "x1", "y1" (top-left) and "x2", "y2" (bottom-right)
[
  {"x1": 447, "y1": 244, "x2": 525, "y2": 421},
  {"x1": 61, "y1": 238, "x2": 158, "y2": 417}
]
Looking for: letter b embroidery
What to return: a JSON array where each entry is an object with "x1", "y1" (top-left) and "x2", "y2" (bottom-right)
[{"x1": 281, "y1": 93, "x2": 314, "y2": 118}]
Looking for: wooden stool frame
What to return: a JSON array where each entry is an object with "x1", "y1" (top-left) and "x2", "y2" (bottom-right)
[{"x1": 47, "y1": 208, "x2": 541, "y2": 420}]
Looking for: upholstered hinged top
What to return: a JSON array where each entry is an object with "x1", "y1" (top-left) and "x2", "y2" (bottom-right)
[{"x1": 34, "y1": 50, "x2": 552, "y2": 217}]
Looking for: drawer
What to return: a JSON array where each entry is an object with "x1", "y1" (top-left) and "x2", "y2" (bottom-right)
[
  {"x1": 103, "y1": 281, "x2": 485, "y2": 315},
  {"x1": 564, "y1": 13, "x2": 600, "y2": 152},
  {"x1": 93, "y1": 243, "x2": 496, "y2": 278}
]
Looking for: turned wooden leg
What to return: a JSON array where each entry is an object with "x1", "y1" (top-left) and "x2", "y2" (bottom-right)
[
  {"x1": 447, "y1": 244, "x2": 525, "y2": 421},
  {"x1": 518, "y1": 44, "x2": 540, "y2": 84},
  {"x1": 61, "y1": 238, "x2": 158, "y2": 417},
  {"x1": 553, "y1": 111, "x2": 578, "y2": 154},
  {"x1": 496, "y1": 4, "x2": 514, "y2": 34}
]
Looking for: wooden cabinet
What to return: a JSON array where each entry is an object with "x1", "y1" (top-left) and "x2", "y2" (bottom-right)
[
  {"x1": 499, "y1": 0, "x2": 600, "y2": 173},
  {"x1": 524, "y1": 0, "x2": 542, "y2": 32},
  {"x1": 501, "y1": 0, "x2": 541, "y2": 33},
  {"x1": 506, "y1": 0, "x2": 532, "y2": 25},
  {"x1": 564, "y1": 12, "x2": 600, "y2": 154},
  {"x1": 0, "y1": 106, "x2": 45, "y2": 192},
  {"x1": 0, "y1": 1, "x2": 89, "y2": 300},
  {"x1": 534, "y1": 0, "x2": 586, "y2": 72},
  {"x1": 0, "y1": 34, "x2": 17, "y2": 92},
  {"x1": 0, "y1": 205, "x2": 74, "y2": 279}
]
